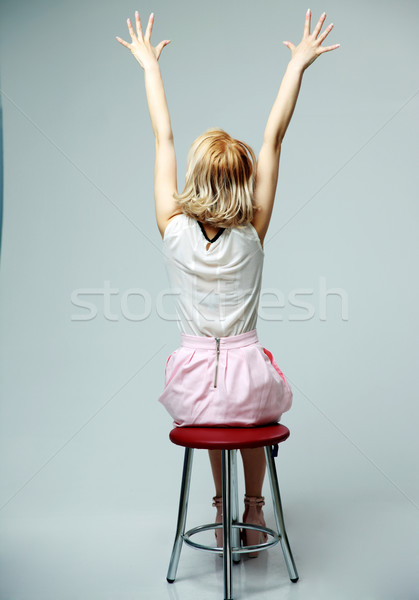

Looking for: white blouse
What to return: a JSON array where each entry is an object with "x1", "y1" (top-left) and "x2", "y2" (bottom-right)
[{"x1": 162, "y1": 213, "x2": 264, "y2": 337}]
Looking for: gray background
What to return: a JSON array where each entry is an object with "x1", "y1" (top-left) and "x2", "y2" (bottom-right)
[{"x1": 0, "y1": 0, "x2": 418, "y2": 598}]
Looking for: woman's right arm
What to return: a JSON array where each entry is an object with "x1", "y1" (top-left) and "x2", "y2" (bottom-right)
[
  {"x1": 262, "y1": 60, "x2": 305, "y2": 149},
  {"x1": 251, "y1": 9, "x2": 340, "y2": 246}
]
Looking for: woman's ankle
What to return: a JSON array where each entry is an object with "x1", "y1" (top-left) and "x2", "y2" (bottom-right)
[{"x1": 243, "y1": 495, "x2": 266, "y2": 523}]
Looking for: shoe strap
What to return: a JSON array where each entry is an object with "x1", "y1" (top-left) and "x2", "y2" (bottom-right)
[
  {"x1": 213, "y1": 495, "x2": 265, "y2": 507},
  {"x1": 244, "y1": 495, "x2": 265, "y2": 507}
]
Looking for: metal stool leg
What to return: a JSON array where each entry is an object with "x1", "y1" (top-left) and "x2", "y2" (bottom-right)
[
  {"x1": 222, "y1": 449, "x2": 233, "y2": 600},
  {"x1": 231, "y1": 449, "x2": 241, "y2": 564},
  {"x1": 264, "y1": 445, "x2": 299, "y2": 583},
  {"x1": 167, "y1": 447, "x2": 194, "y2": 583}
]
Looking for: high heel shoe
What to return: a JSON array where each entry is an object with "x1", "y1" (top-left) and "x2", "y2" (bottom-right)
[
  {"x1": 241, "y1": 495, "x2": 268, "y2": 558},
  {"x1": 212, "y1": 496, "x2": 223, "y2": 553}
]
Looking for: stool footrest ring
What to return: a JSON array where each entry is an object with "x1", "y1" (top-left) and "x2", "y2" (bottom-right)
[{"x1": 183, "y1": 521, "x2": 280, "y2": 554}]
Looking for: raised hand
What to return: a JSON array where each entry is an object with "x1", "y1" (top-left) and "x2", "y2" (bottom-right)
[
  {"x1": 283, "y1": 9, "x2": 340, "y2": 71},
  {"x1": 116, "y1": 11, "x2": 170, "y2": 70}
]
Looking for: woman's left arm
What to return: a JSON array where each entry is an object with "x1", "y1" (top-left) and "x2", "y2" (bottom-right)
[{"x1": 116, "y1": 12, "x2": 180, "y2": 238}]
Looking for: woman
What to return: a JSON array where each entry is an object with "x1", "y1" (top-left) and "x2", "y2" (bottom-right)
[{"x1": 116, "y1": 8, "x2": 339, "y2": 555}]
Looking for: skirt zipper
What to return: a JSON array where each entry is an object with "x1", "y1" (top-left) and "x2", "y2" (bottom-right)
[{"x1": 214, "y1": 337, "x2": 220, "y2": 387}]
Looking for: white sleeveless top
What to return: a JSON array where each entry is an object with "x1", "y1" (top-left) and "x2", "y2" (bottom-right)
[{"x1": 162, "y1": 213, "x2": 264, "y2": 337}]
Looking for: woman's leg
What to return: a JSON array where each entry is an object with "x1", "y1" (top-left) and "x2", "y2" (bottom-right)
[
  {"x1": 208, "y1": 449, "x2": 222, "y2": 497},
  {"x1": 208, "y1": 449, "x2": 223, "y2": 547},
  {"x1": 240, "y1": 447, "x2": 266, "y2": 497},
  {"x1": 240, "y1": 447, "x2": 267, "y2": 555},
  {"x1": 208, "y1": 447, "x2": 267, "y2": 553},
  {"x1": 208, "y1": 447, "x2": 266, "y2": 497}
]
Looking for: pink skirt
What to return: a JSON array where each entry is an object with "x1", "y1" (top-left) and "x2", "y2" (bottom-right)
[{"x1": 157, "y1": 328, "x2": 293, "y2": 427}]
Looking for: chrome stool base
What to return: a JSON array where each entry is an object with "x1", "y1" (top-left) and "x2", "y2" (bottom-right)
[
  {"x1": 183, "y1": 521, "x2": 281, "y2": 554},
  {"x1": 166, "y1": 444, "x2": 299, "y2": 598}
]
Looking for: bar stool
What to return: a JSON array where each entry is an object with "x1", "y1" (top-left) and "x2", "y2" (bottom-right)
[{"x1": 166, "y1": 424, "x2": 299, "y2": 600}]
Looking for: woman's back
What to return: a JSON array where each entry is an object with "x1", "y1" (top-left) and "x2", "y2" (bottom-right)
[{"x1": 163, "y1": 212, "x2": 264, "y2": 337}]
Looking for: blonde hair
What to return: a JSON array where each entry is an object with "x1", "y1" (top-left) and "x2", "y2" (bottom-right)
[{"x1": 173, "y1": 128, "x2": 257, "y2": 228}]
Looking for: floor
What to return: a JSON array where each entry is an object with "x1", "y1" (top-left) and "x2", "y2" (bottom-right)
[{"x1": 1, "y1": 485, "x2": 418, "y2": 600}]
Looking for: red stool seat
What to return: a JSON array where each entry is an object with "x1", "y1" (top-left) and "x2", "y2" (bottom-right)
[{"x1": 169, "y1": 423, "x2": 290, "y2": 450}]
